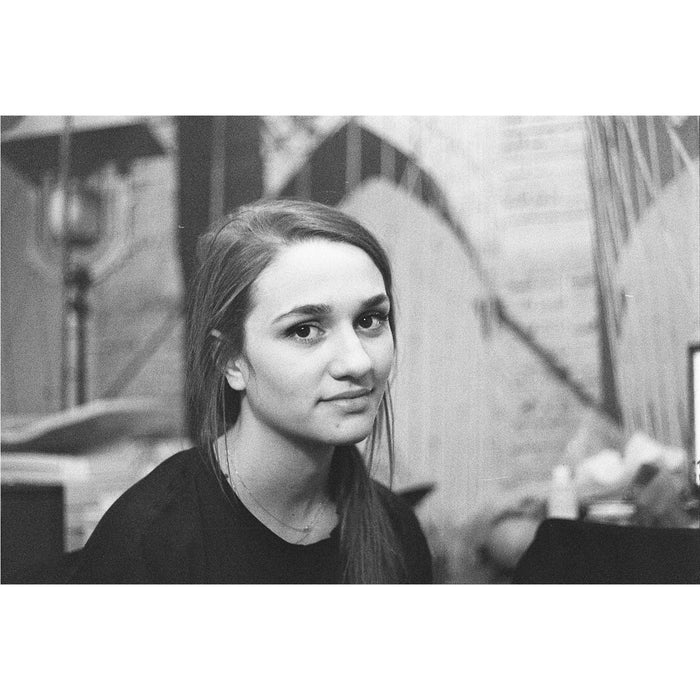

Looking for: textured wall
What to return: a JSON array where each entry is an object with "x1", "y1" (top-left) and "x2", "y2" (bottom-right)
[
  {"x1": 489, "y1": 116, "x2": 601, "y2": 484},
  {"x1": 1, "y1": 162, "x2": 63, "y2": 414},
  {"x1": 614, "y1": 169, "x2": 700, "y2": 446}
]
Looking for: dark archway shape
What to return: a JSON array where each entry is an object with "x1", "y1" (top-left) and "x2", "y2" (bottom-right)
[
  {"x1": 279, "y1": 119, "x2": 491, "y2": 284},
  {"x1": 278, "y1": 118, "x2": 616, "y2": 423}
]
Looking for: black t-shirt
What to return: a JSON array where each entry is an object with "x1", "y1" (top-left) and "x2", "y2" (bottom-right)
[{"x1": 67, "y1": 448, "x2": 433, "y2": 584}]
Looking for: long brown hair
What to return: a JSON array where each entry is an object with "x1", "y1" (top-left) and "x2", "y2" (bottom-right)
[{"x1": 185, "y1": 199, "x2": 406, "y2": 583}]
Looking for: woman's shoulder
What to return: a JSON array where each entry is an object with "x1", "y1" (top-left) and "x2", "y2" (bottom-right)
[
  {"x1": 102, "y1": 447, "x2": 204, "y2": 522},
  {"x1": 67, "y1": 447, "x2": 212, "y2": 583}
]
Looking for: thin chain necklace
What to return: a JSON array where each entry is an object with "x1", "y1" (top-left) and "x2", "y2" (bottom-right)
[{"x1": 222, "y1": 444, "x2": 327, "y2": 543}]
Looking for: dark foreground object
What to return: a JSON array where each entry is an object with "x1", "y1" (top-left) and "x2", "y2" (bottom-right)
[
  {"x1": 1, "y1": 483, "x2": 65, "y2": 583},
  {"x1": 513, "y1": 518, "x2": 700, "y2": 584}
]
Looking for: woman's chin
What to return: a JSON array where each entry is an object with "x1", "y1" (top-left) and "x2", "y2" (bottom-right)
[{"x1": 323, "y1": 420, "x2": 375, "y2": 446}]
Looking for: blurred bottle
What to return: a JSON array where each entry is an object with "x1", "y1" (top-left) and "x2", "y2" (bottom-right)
[{"x1": 547, "y1": 465, "x2": 578, "y2": 519}]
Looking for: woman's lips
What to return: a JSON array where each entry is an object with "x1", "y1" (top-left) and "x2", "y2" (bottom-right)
[
  {"x1": 324, "y1": 388, "x2": 372, "y2": 401},
  {"x1": 322, "y1": 388, "x2": 373, "y2": 411}
]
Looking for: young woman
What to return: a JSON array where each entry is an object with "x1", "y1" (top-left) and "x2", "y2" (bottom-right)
[{"x1": 69, "y1": 200, "x2": 433, "y2": 584}]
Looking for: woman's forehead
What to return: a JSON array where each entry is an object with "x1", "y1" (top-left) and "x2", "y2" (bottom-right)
[{"x1": 250, "y1": 239, "x2": 387, "y2": 317}]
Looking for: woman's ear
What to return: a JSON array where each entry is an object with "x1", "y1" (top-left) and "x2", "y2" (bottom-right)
[
  {"x1": 224, "y1": 358, "x2": 247, "y2": 391},
  {"x1": 212, "y1": 329, "x2": 247, "y2": 391}
]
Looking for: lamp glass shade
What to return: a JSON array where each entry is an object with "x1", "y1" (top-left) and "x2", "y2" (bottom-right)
[{"x1": 47, "y1": 184, "x2": 102, "y2": 248}]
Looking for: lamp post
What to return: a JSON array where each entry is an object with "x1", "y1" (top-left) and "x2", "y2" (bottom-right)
[
  {"x1": 47, "y1": 176, "x2": 103, "y2": 406},
  {"x1": 2, "y1": 116, "x2": 165, "y2": 408}
]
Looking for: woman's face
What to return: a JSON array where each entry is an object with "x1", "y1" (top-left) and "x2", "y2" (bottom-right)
[{"x1": 226, "y1": 238, "x2": 394, "y2": 447}]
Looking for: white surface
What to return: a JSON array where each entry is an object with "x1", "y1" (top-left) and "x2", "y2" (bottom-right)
[{"x1": 1, "y1": 452, "x2": 90, "y2": 484}]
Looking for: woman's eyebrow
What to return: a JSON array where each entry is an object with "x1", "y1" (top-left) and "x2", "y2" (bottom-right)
[
  {"x1": 274, "y1": 294, "x2": 390, "y2": 323},
  {"x1": 359, "y1": 293, "x2": 390, "y2": 310},
  {"x1": 274, "y1": 303, "x2": 332, "y2": 323}
]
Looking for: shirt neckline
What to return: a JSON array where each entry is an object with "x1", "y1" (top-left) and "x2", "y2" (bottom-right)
[{"x1": 209, "y1": 458, "x2": 340, "y2": 550}]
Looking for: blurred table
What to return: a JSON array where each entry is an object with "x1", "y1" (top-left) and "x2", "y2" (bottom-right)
[{"x1": 512, "y1": 517, "x2": 700, "y2": 584}]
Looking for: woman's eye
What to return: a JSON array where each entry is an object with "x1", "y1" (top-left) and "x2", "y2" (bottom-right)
[
  {"x1": 357, "y1": 313, "x2": 388, "y2": 331},
  {"x1": 290, "y1": 324, "x2": 322, "y2": 342}
]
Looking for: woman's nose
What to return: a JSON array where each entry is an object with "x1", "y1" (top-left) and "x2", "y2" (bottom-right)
[{"x1": 328, "y1": 328, "x2": 372, "y2": 379}]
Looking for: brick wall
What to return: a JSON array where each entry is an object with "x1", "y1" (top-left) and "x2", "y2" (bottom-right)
[{"x1": 489, "y1": 116, "x2": 601, "y2": 486}]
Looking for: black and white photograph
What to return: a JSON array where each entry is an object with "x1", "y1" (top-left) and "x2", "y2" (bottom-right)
[
  {"x1": 1, "y1": 5, "x2": 698, "y2": 698},
  {"x1": 3, "y1": 115, "x2": 698, "y2": 585}
]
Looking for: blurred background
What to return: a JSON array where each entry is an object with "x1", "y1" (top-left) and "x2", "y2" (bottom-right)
[{"x1": 2, "y1": 115, "x2": 699, "y2": 582}]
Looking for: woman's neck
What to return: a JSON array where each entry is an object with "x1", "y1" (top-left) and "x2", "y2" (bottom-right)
[{"x1": 216, "y1": 414, "x2": 334, "y2": 516}]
